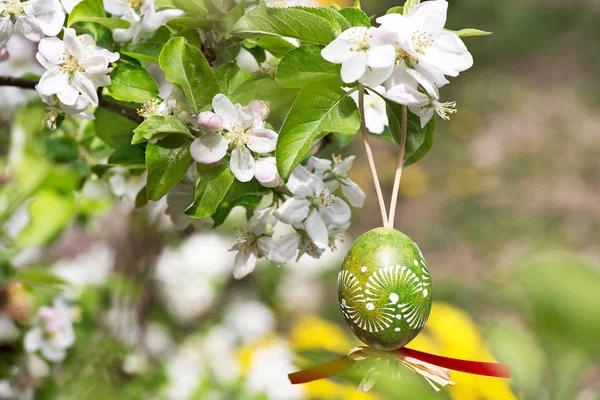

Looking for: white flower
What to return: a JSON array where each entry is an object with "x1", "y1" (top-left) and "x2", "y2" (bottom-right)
[
  {"x1": 377, "y1": 0, "x2": 473, "y2": 88},
  {"x1": 274, "y1": 166, "x2": 351, "y2": 250},
  {"x1": 321, "y1": 26, "x2": 395, "y2": 84},
  {"x1": 230, "y1": 207, "x2": 277, "y2": 279},
  {"x1": 40, "y1": 93, "x2": 93, "y2": 129},
  {"x1": 307, "y1": 155, "x2": 366, "y2": 208},
  {"x1": 269, "y1": 221, "x2": 347, "y2": 264},
  {"x1": 105, "y1": 0, "x2": 183, "y2": 44},
  {"x1": 350, "y1": 85, "x2": 388, "y2": 134},
  {"x1": 384, "y1": 63, "x2": 457, "y2": 127},
  {"x1": 36, "y1": 28, "x2": 119, "y2": 107},
  {"x1": 0, "y1": 0, "x2": 65, "y2": 46},
  {"x1": 190, "y1": 94, "x2": 278, "y2": 183},
  {"x1": 24, "y1": 298, "x2": 75, "y2": 362}
]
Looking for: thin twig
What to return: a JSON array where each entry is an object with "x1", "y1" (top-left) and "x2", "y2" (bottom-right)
[
  {"x1": 358, "y1": 84, "x2": 388, "y2": 228},
  {"x1": 0, "y1": 76, "x2": 143, "y2": 123},
  {"x1": 388, "y1": 105, "x2": 408, "y2": 228}
]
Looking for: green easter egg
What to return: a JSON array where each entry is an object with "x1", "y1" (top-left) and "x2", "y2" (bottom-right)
[{"x1": 338, "y1": 228, "x2": 432, "y2": 351}]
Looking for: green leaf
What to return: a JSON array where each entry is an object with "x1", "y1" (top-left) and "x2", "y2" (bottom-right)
[
  {"x1": 159, "y1": 37, "x2": 220, "y2": 113},
  {"x1": 403, "y1": 0, "x2": 420, "y2": 15},
  {"x1": 166, "y1": 17, "x2": 213, "y2": 32},
  {"x1": 404, "y1": 116, "x2": 435, "y2": 167},
  {"x1": 145, "y1": 139, "x2": 194, "y2": 201},
  {"x1": 214, "y1": 63, "x2": 256, "y2": 105},
  {"x1": 275, "y1": 45, "x2": 341, "y2": 89},
  {"x1": 338, "y1": 7, "x2": 370, "y2": 27},
  {"x1": 107, "y1": 145, "x2": 146, "y2": 168},
  {"x1": 231, "y1": 6, "x2": 340, "y2": 44},
  {"x1": 185, "y1": 162, "x2": 235, "y2": 219},
  {"x1": 16, "y1": 192, "x2": 75, "y2": 248},
  {"x1": 106, "y1": 64, "x2": 159, "y2": 103},
  {"x1": 386, "y1": 6, "x2": 403, "y2": 14},
  {"x1": 155, "y1": 0, "x2": 207, "y2": 16},
  {"x1": 384, "y1": 99, "x2": 436, "y2": 166},
  {"x1": 212, "y1": 180, "x2": 270, "y2": 227},
  {"x1": 121, "y1": 43, "x2": 164, "y2": 64},
  {"x1": 67, "y1": 0, "x2": 130, "y2": 29},
  {"x1": 95, "y1": 108, "x2": 138, "y2": 148},
  {"x1": 276, "y1": 83, "x2": 360, "y2": 179},
  {"x1": 132, "y1": 116, "x2": 192, "y2": 144},
  {"x1": 449, "y1": 28, "x2": 493, "y2": 38},
  {"x1": 255, "y1": 37, "x2": 296, "y2": 58},
  {"x1": 15, "y1": 268, "x2": 68, "y2": 288}
]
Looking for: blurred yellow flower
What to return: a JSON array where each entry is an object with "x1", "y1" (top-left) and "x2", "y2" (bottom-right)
[
  {"x1": 289, "y1": 315, "x2": 353, "y2": 354},
  {"x1": 400, "y1": 165, "x2": 429, "y2": 198},
  {"x1": 410, "y1": 302, "x2": 517, "y2": 400},
  {"x1": 289, "y1": 315, "x2": 380, "y2": 400}
]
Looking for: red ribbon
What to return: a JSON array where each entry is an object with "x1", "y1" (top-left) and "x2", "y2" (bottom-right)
[{"x1": 288, "y1": 347, "x2": 510, "y2": 385}]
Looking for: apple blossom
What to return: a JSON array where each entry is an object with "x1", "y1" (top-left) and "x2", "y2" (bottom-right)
[
  {"x1": 307, "y1": 155, "x2": 366, "y2": 208},
  {"x1": 104, "y1": 0, "x2": 184, "y2": 44},
  {"x1": 40, "y1": 93, "x2": 93, "y2": 129},
  {"x1": 377, "y1": 0, "x2": 473, "y2": 88},
  {"x1": 274, "y1": 165, "x2": 351, "y2": 250},
  {"x1": 0, "y1": 0, "x2": 65, "y2": 46},
  {"x1": 36, "y1": 28, "x2": 119, "y2": 107},
  {"x1": 190, "y1": 94, "x2": 278, "y2": 184},
  {"x1": 321, "y1": 26, "x2": 395, "y2": 84},
  {"x1": 24, "y1": 297, "x2": 75, "y2": 362},
  {"x1": 230, "y1": 207, "x2": 277, "y2": 279}
]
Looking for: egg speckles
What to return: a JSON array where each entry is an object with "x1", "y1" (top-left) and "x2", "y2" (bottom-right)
[{"x1": 338, "y1": 228, "x2": 432, "y2": 351}]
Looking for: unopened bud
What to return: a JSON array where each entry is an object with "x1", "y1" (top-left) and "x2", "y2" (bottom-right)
[
  {"x1": 0, "y1": 46, "x2": 9, "y2": 63},
  {"x1": 197, "y1": 111, "x2": 224, "y2": 132}
]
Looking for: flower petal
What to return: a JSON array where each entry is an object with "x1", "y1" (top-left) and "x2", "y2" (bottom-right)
[
  {"x1": 341, "y1": 53, "x2": 367, "y2": 83},
  {"x1": 321, "y1": 196, "x2": 351, "y2": 225},
  {"x1": 287, "y1": 165, "x2": 324, "y2": 198},
  {"x1": 57, "y1": 84, "x2": 80, "y2": 106},
  {"x1": 269, "y1": 232, "x2": 301, "y2": 264},
  {"x1": 366, "y1": 44, "x2": 395, "y2": 69},
  {"x1": 305, "y1": 209, "x2": 329, "y2": 249},
  {"x1": 213, "y1": 93, "x2": 241, "y2": 130},
  {"x1": 233, "y1": 248, "x2": 258, "y2": 279},
  {"x1": 63, "y1": 28, "x2": 85, "y2": 60},
  {"x1": 37, "y1": 67, "x2": 68, "y2": 96},
  {"x1": 14, "y1": 15, "x2": 44, "y2": 42},
  {"x1": 407, "y1": 0, "x2": 448, "y2": 37},
  {"x1": 274, "y1": 197, "x2": 310, "y2": 224},
  {"x1": 230, "y1": 147, "x2": 255, "y2": 182},
  {"x1": 321, "y1": 36, "x2": 352, "y2": 64},
  {"x1": 340, "y1": 178, "x2": 366, "y2": 208},
  {"x1": 38, "y1": 37, "x2": 65, "y2": 66},
  {"x1": 190, "y1": 133, "x2": 230, "y2": 164},
  {"x1": 0, "y1": 17, "x2": 15, "y2": 47},
  {"x1": 247, "y1": 128, "x2": 277, "y2": 154},
  {"x1": 72, "y1": 73, "x2": 98, "y2": 106},
  {"x1": 256, "y1": 236, "x2": 274, "y2": 257}
]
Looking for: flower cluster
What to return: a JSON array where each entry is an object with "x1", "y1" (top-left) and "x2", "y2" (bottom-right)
[
  {"x1": 322, "y1": 0, "x2": 472, "y2": 128},
  {"x1": 191, "y1": 93, "x2": 280, "y2": 187},
  {"x1": 229, "y1": 155, "x2": 364, "y2": 279},
  {"x1": 104, "y1": 0, "x2": 183, "y2": 44}
]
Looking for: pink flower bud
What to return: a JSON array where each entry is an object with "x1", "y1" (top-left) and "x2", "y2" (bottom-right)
[{"x1": 197, "y1": 111, "x2": 224, "y2": 132}]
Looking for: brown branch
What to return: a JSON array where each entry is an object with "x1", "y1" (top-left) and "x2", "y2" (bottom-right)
[
  {"x1": 0, "y1": 76, "x2": 37, "y2": 89},
  {"x1": 0, "y1": 76, "x2": 142, "y2": 123}
]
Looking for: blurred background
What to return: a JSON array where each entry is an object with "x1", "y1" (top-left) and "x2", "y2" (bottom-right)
[{"x1": 1, "y1": 0, "x2": 600, "y2": 399}]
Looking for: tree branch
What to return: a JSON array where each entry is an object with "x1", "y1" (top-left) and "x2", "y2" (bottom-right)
[{"x1": 0, "y1": 76, "x2": 143, "y2": 123}]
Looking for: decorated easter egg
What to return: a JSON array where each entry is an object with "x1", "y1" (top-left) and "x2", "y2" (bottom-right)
[{"x1": 338, "y1": 228, "x2": 432, "y2": 351}]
